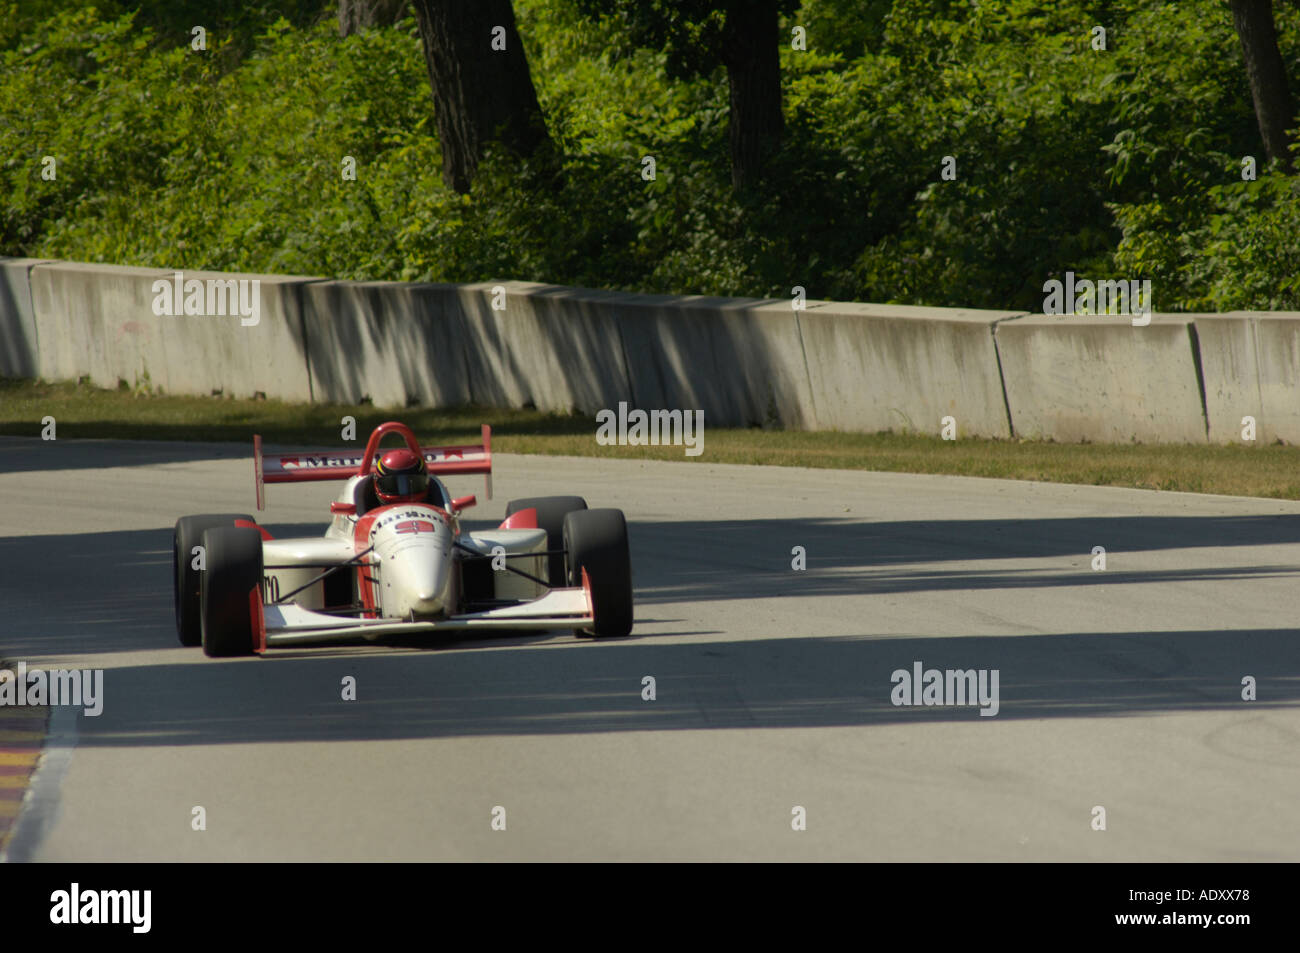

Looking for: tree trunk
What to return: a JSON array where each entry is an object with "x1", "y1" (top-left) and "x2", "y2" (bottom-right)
[
  {"x1": 1230, "y1": 0, "x2": 1294, "y2": 169},
  {"x1": 338, "y1": 0, "x2": 409, "y2": 37},
  {"x1": 411, "y1": 0, "x2": 551, "y2": 193},
  {"x1": 722, "y1": 0, "x2": 784, "y2": 191}
]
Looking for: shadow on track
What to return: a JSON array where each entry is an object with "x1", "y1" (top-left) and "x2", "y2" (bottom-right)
[
  {"x1": 0, "y1": 512, "x2": 1296, "y2": 746},
  {"x1": 0, "y1": 436, "x2": 250, "y2": 473},
  {"x1": 20, "y1": 625, "x2": 1300, "y2": 747},
  {"x1": 3, "y1": 513, "x2": 1300, "y2": 660}
]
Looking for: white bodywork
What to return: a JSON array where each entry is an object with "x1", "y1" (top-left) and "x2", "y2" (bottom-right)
[{"x1": 256, "y1": 474, "x2": 591, "y2": 649}]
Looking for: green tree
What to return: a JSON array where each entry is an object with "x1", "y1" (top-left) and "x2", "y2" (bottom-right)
[
  {"x1": 411, "y1": 0, "x2": 552, "y2": 192},
  {"x1": 577, "y1": 0, "x2": 796, "y2": 190},
  {"x1": 1230, "y1": 0, "x2": 1295, "y2": 169}
]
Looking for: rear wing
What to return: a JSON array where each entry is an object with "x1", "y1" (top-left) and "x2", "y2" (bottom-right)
[{"x1": 254, "y1": 423, "x2": 492, "y2": 510}]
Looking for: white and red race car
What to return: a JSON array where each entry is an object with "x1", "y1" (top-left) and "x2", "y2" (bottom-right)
[{"x1": 173, "y1": 420, "x2": 633, "y2": 657}]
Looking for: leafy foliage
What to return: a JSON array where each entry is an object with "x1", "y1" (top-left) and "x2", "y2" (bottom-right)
[{"x1": 2, "y1": 0, "x2": 1299, "y2": 309}]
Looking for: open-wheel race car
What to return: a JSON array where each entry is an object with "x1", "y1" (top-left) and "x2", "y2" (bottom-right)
[{"x1": 173, "y1": 421, "x2": 633, "y2": 657}]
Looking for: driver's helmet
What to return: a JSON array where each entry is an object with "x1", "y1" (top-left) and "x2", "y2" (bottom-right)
[{"x1": 374, "y1": 448, "x2": 430, "y2": 504}]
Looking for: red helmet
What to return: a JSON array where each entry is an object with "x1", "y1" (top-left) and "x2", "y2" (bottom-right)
[{"x1": 374, "y1": 448, "x2": 429, "y2": 504}]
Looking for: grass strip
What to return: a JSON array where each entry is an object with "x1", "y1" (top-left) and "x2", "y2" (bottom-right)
[{"x1": 3, "y1": 377, "x2": 1300, "y2": 499}]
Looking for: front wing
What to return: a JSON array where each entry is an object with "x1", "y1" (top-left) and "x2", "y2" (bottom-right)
[{"x1": 258, "y1": 584, "x2": 593, "y2": 649}]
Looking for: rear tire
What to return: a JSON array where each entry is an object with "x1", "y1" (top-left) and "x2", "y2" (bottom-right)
[
  {"x1": 200, "y1": 526, "x2": 264, "y2": 658},
  {"x1": 174, "y1": 513, "x2": 254, "y2": 647},
  {"x1": 563, "y1": 509, "x2": 632, "y2": 637},
  {"x1": 506, "y1": 496, "x2": 587, "y2": 587}
]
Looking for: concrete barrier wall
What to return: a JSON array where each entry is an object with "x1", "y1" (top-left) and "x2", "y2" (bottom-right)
[
  {"x1": 610, "y1": 293, "x2": 815, "y2": 427},
  {"x1": 799, "y1": 302, "x2": 1017, "y2": 437},
  {"x1": 1192, "y1": 314, "x2": 1259, "y2": 443},
  {"x1": 29, "y1": 261, "x2": 170, "y2": 389},
  {"x1": 1236, "y1": 312, "x2": 1300, "y2": 444},
  {"x1": 0, "y1": 258, "x2": 49, "y2": 378},
  {"x1": 302, "y1": 280, "x2": 473, "y2": 407},
  {"x1": 28, "y1": 262, "x2": 317, "y2": 400},
  {"x1": 8, "y1": 255, "x2": 1299, "y2": 446},
  {"x1": 455, "y1": 282, "x2": 632, "y2": 415},
  {"x1": 994, "y1": 313, "x2": 1208, "y2": 444}
]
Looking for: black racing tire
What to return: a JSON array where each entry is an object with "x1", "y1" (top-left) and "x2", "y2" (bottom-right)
[
  {"x1": 505, "y1": 495, "x2": 587, "y2": 587},
  {"x1": 563, "y1": 508, "x2": 632, "y2": 638},
  {"x1": 200, "y1": 526, "x2": 264, "y2": 658},
  {"x1": 174, "y1": 513, "x2": 254, "y2": 647}
]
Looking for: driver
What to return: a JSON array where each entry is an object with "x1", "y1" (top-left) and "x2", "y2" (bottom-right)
[{"x1": 374, "y1": 448, "x2": 430, "y2": 505}]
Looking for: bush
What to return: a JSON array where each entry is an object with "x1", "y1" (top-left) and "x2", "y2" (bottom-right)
[{"x1": 3, "y1": 0, "x2": 1299, "y2": 311}]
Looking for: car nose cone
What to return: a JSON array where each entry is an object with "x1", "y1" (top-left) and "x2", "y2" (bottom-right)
[
  {"x1": 411, "y1": 589, "x2": 444, "y2": 613},
  {"x1": 391, "y1": 536, "x2": 450, "y2": 616}
]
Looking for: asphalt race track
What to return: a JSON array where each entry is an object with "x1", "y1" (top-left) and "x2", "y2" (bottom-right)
[{"x1": 1, "y1": 435, "x2": 1298, "y2": 861}]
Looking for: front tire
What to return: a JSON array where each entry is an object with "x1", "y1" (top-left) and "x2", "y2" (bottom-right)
[
  {"x1": 506, "y1": 495, "x2": 587, "y2": 587},
  {"x1": 174, "y1": 513, "x2": 254, "y2": 647},
  {"x1": 200, "y1": 526, "x2": 264, "y2": 658},
  {"x1": 563, "y1": 509, "x2": 632, "y2": 637}
]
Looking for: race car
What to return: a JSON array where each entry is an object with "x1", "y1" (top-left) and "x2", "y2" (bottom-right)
[{"x1": 172, "y1": 420, "x2": 633, "y2": 657}]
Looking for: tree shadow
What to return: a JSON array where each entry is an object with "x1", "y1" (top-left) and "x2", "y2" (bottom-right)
[
  {"x1": 0, "y1": 509, "x2": 1294, "y2": 747},
  {"x1": 0, "y1": 434, "x2": 252, "y2": 474},
  {"x1": 3, "y1": 512, "x2": 1300, "y2": 661},
  {"x1": 34, "y1": 625, "x2": 1300, "y2": 747}
]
